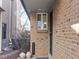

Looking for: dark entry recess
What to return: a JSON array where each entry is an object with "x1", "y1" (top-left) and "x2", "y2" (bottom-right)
[
  {"x1": 49, "y1": 11, "x2": 53, "y2": 55},
  {"x1": 32, "y1": 42, "x2": 35, "y2": 55}
]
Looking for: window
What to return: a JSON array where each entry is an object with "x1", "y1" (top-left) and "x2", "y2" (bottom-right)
[
  {"x1": 32, "y1": 42, "x2": 35, "y2": 55},
  {"x1": 2, "y1": 23, "x2": 6, "y2": 39},
  {"x1": 36, "y1": 13, "x2": 48, "y2": 31}
]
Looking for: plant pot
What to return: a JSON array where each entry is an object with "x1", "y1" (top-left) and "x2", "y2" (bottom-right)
[{"x1": 19, "y1": 52, "x2": 25, "y2": 58}]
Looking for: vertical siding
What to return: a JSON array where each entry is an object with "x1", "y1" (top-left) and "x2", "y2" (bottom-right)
[
  {"x1": 0, "y1": 0, "x2": 2, "y2": 7},
  {"x1": 2, "y1": 0, "x2": 11, "y2": 49},
  {"x1": 1, "y1": 0, "x2": 17, "y2": 50}
]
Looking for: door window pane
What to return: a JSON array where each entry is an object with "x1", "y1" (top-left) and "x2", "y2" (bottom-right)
[
  {"x1": 37, "y1": 14, "x2": 41, "y2": 21},
  {"x1": 32, "y1": 42, "x2": 35, "y2": 55}
]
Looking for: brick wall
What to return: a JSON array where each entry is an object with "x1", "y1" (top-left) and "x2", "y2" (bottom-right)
[
  {"x1": 30, "y1": 12, "x2": 48, "y2": 56},
  {"x1": 53, "y1": 0, "x2": 79, "y2": 59}
]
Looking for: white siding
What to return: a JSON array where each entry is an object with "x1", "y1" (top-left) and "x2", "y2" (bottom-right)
[{"x1": 0, "y1": 0, "x2": 2, "y2": 7}]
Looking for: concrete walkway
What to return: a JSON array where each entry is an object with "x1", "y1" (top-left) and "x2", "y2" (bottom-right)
[{"x1": 0, "y1": 50, "x2": 19, "y2": 59}]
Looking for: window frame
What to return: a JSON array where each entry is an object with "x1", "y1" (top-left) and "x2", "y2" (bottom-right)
[
  {"x1": 2, "y1": 23, "x2": 6, "y2": 39},
  {"x1": 36, "y1": 12, "x2": 48, "y2": 32}
]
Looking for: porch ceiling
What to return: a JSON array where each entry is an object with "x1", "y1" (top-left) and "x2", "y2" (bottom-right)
[{"x1": 21, "y1": 0, "x2": 53, "y2": 13}]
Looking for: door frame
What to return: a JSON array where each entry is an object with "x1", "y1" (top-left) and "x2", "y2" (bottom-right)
[{"x1": 48, "y1": 11, "x2": 53, "y2": 59}]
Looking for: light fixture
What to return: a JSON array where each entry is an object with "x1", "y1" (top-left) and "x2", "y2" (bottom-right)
[
  {"x1": 71, "y1": 23, "x2": 79, "y2": 33},
  {"x1": 37, "y1": 9, "x2": 41, "y2": 11}
]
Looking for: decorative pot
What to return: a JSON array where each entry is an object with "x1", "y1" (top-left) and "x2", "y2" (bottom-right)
[
  {"x1": 19, "y1": 52, "x2": 25, "y2": 58},
  {"x1": 26, "y1": 52, "x2": 31, "y2": 58}
]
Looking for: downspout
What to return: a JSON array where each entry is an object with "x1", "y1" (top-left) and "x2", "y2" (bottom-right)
[{"x1": 9, "y1": 0, "x2": 12, "y2": 46}]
